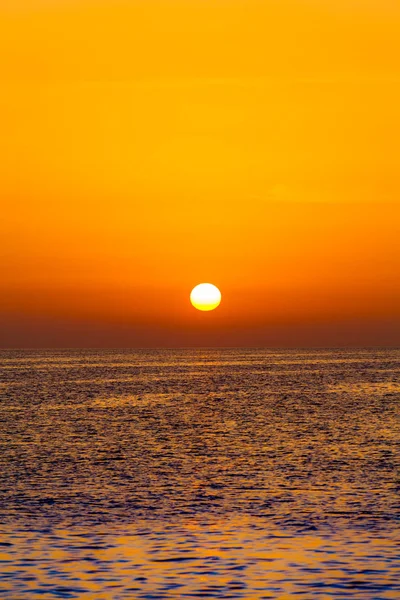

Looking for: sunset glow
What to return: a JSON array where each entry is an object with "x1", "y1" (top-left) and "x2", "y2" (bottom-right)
[
  {"x1": 2, "y1": 3, "x2": 400, "y2": 597},
  {"x1": 0, "y1": 0, "x2": 399, "y2": 346}
]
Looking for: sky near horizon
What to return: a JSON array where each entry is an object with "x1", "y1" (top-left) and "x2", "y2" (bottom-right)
[{"x1": 1, "y1": 0, "x2": 399, "y2": 347}]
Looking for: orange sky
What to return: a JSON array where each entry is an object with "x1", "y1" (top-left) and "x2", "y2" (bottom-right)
[{"x1": 1, "y1": 0, "x2": 399, "y2": 347}]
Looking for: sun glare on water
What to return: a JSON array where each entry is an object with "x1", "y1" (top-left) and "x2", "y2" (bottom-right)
[{"x1": 190, "y1": 283, "x2": 221, "y2": 312}]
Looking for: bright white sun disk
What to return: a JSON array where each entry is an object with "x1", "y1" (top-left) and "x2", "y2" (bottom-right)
[{"x1": 190, "y1": 283, "x2": 221, "y2": 311}]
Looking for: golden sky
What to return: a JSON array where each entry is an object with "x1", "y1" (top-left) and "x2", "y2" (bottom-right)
[{"x1": 1, "y1": 0, "x2": 399, "y2": 346}]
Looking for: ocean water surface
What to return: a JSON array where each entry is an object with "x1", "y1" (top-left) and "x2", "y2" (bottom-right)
[{"x1": 0, "y1": 348, "x2": 399, "y2": 598}]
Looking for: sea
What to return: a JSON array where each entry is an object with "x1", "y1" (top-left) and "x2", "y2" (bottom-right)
[{"x1": 0, "y1": 348, "x2": 399, "y2": 599}]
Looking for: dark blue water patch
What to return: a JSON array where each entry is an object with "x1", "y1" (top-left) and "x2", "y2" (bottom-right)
[{"x1": 20, "y1": 587, "x2": 87, "y2": 598}]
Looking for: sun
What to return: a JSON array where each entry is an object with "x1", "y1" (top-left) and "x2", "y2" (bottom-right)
[{"x1": 190, "y1": 283, "x2": 221, "y2": 311}]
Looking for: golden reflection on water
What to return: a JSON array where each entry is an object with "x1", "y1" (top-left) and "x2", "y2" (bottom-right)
[
  {"x1": 0, "y1": 348, "x2": 399, "y2": 598},
  {"x1": 1, "y1": 518, "x2": 400, "y2": 598}
]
